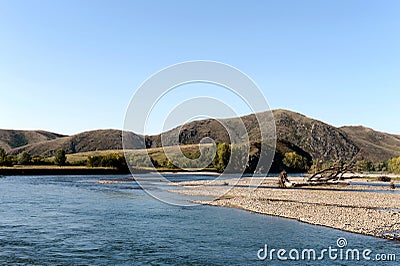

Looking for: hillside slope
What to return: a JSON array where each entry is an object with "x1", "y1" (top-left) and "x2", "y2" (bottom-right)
[
  {"x1": 0, "y1": 130, "x2": 65, "y2": 151},
  {"x1": 2, "y1": 110, "x2": 399, "y2": 162},
  {"x1": 147, "y1": 110, "x2": 360, "y2": 161},
  {"x1": 340, "y1": 126, "x2": 400, "y2": 161},
  {"x1": 9, "y1": 130, "x2": 144, "y2": 157},
  {"x1": 273, "y1": 110, "x2": 360, "y2": 161}
]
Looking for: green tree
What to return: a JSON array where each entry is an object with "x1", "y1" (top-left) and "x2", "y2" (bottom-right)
[
  {"x1": 0, "y1": 147, "x2": 6, "y2": 165},
  {"x1": 0, "y1": 147, "x2": 6, "y2": 158},
  {"x1": 356, "y1": 160, "x2": 373, "y2": 172},
  {"x1": 54, "y1": 149, "x2": 67, "y2": 166},
  {"x1": 388, "y1": 156, "x2": 400, "y2": 174},
  {"x1": 87, "y1": 153, "x2": 127, "y2": 169},
  {"x1": 373, "y1": 161, "x2": 387, "y2": 172},
  {"x1": 101, "y1": 153, "x2": 126, "y2": 169},
  {"x1": 87, "y1": 155, "x2": 101, "y2": 167},
  {"x1": 282, "y1": 152, "x2": 308, "y2": 172},
  {"x1": 17, "y1": 151, "x2": 31, "y2": 165},
  {"x1": 214, "y1": 143, "x2": 231, "y2": 172},
  {"x1": 2, "y1": 155, "x2": 14, "y2": 166}
]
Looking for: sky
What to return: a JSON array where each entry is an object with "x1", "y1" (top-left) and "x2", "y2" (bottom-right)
[{"x1": 0, "y1": 0, "x2": 399, "y2": 135}]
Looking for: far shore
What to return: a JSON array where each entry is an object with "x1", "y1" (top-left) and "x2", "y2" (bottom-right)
[
  {"x1": 0, "y1": 166, "x2": 135, "y2": 176},
  {"x1": 0, "y1": 167, "x2": 222, "y2": 177},
  {"x1": 171, "y1": 176, "x2": 400, "y2": 241},
  {"x1": 2, "y1": 166, "x2": 399, "y2": 180}
]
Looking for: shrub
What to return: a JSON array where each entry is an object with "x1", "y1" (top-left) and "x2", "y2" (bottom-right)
[
  {"x1": 69, "y1": 159, "x2": 87, "y2": 166},
  {"x1": 17, "y1": 151, "x2": 31, "y2": 165},
  {"x1": 373, "y1": 161, "x2": 387, "y2": 172},
  {"x1": 1, "y1": 155, "x2": 14, "y2": 166},
  {"x1": 282, "y1": 152, "x2": 308, "y2": 172},
  {"x1": 87, "y1": 153, "x2": 126, "y2": 169},
  {"x1": 356, "y1": 160, "x2": 373, "y2": 172},
  {"x1": 0, "y1": 147, "x2": 6, "y2": 160},
  {"x1": 54, "y1": 149, "x2": 67, "y2": 166},
  {"x1": 87, "y1": 155, "x2": 102, "y2": 168},
  {"x1": 0, "y1": 148, "x2": 6, "y2": 166}
]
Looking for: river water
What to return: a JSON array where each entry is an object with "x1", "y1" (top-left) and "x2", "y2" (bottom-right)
[{"x1": 0, "y1": 175, "x2": 398, "y2": 265}]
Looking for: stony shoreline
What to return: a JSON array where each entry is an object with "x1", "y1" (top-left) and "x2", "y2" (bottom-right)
[{"x1": 172, "y1": 177, "x2": 400, "y2": 241}]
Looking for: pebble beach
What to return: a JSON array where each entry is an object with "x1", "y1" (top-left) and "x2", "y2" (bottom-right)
[{"x1": 172, "y1": 177, "x2": 400, "y2": 240}]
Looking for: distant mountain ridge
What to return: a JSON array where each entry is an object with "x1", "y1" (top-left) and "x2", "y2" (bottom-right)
[
  {"x1": 2, "y1": 110, "x2": 399, "y2": 162},
  {"x1": 6, "y1": 130, "x2": 144, "y2": 157},
  {"x1": 340, "y1": 126, "x2": 400, "y2": 162},
  {"x1": 0, "y1": 130, "x2": 65, "y2": 151},
  {"x1": 146, "y1": 109, "x2": 360, "y2": 161}
]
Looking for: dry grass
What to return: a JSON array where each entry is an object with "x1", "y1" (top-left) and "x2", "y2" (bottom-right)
[
  {"x1": 65, "y1": 144, "x2": 212, "y2": 165},
  {"x1": 66, "y1": 150, "x2": 124, "y2": 163}
]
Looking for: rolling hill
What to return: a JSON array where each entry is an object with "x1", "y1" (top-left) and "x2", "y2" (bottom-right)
[
  {"x1": 147, "y1": 110, "x2": 360, "y2": 161},
  {"x1": 340, "y1": 126, "x2": 400, "y2": 161},
  {"x1": 9, "y1": 130, "x2": 144, "y2": 157},
  {"x1": 0, "y1": 130, "x2": 65, "y2": 151},
  {"x1": 2, "y1": 110, "x2": 399, "y2": 163}
]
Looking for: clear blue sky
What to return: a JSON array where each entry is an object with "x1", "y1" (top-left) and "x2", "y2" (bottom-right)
[{"x1": 0, "y1": 0, "x2": 399, "y2": 135}]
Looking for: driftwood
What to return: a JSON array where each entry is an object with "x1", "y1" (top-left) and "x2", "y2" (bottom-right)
[
  {"x1": 377, "y1": 176, "x2": 391, "y2": 182},
  {"x1": 294, "y1": 181, "x2": 349, "y2": 187},
  {"x1": 276, "y1": 161, "x2": 357, "y2": 189},
  {"x1": 278, "y1": 153, "x2": 363, "y2": 188},
  {"x1": 307, "y1": 161, "x2": 357, "y2": 182},
  {"x1": 306, "y1": 150, "x2": 365, "y2": 183}
]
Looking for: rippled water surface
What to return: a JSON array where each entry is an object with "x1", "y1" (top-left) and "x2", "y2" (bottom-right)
[{"x1": 0, "y1": 175, "x2": 398, "y2": 265}]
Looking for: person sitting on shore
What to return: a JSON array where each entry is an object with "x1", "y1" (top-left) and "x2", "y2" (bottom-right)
[{"x1": 278, "y1": 170, "x2": 296, "y2": 188}]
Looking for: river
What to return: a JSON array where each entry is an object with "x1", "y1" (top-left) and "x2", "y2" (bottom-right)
[{"x1": 0, "y1": 175, "x2": 398, "y2": 265}]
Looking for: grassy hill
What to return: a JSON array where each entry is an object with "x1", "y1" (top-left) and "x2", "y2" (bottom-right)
[
  {"x1": 340, "y1": 126, "x2": 400, "y2": 161},
  {"x1": 9, "y1": 130, "x2": 144, "y2": 157},
  {"x1": 65, "y1": 139, "x2": 310, "y2": 173},
  {"x1": 0, "y1": 130, "x2": 65, "y2": 151},
  {"x1": 147, "y1": 109, "x2": 360, "y2": 161},
  {"x1": 2, "y1": 110, "x2": 399, "y2": 163},
  {"x1": 272, "y1": 110, "x2": 359, "y2": 161}
]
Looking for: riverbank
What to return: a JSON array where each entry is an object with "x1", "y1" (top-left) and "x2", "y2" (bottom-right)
[
  {"x1": 0, "y1": 166, "x2": 222, "y2": 176},
  {"x1": 172, "y1": 177, "x2": 400, "y2": 240},
  {"x1": 0, "y1": 166, "x2": 139, "y2": 176}
]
